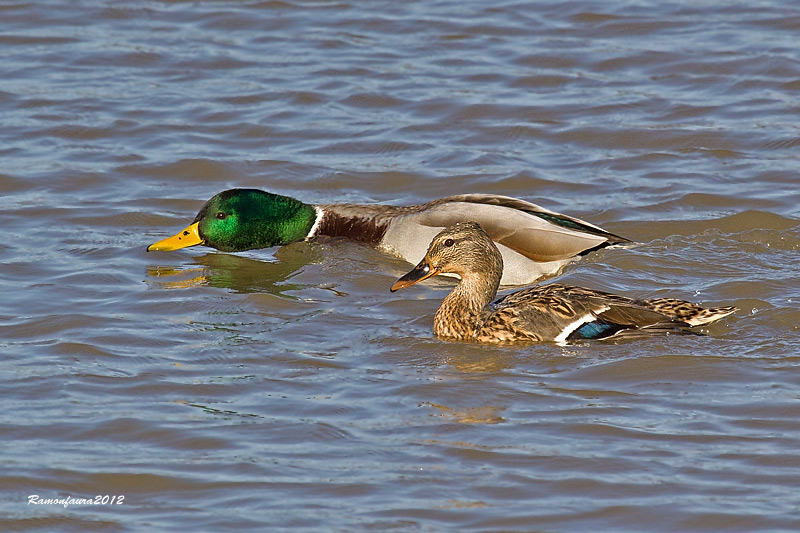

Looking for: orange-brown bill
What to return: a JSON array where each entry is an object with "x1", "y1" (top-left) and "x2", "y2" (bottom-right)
[{"x1": 390, "y1": 258, "x2": 439, "y2": 292}]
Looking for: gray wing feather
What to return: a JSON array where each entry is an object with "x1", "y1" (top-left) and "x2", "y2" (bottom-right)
[{"x1": 408, "y1": 196, "x2": 628, "y2": 263}]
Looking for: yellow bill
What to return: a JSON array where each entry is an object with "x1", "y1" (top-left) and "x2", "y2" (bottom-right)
[{"x1": 147, "y1": 222, "x2": 203, "y2": 252}]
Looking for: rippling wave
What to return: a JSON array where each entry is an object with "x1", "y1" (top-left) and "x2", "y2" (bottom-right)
[{"x1": 1, "y1": 1, "x2": 799, "y2": 531}]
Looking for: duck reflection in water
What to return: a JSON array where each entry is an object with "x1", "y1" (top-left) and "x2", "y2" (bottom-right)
[{"x1": 146, "y1": 242, "x2": 320, "y2": 297}]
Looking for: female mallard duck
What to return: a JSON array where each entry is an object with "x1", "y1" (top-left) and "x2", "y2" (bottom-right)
[
  {"x1": 390, "y1": 222, "x2": 736, "y2": 344},
  {"x1": 147, "y1": 188, "x2": 629, "y2": 285}
]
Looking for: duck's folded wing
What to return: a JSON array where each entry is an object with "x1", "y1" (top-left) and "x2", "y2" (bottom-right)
[
  {"x1": 493, "y1": 285, "x2": 693, "y2": 341},
  {"x1": 412, "y1": 195, "x2": 630, "y2": 263}
]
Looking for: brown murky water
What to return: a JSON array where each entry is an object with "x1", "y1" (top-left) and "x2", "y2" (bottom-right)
[{"x1": 2, "y1": 1, "x2": 800, "y2": 531}]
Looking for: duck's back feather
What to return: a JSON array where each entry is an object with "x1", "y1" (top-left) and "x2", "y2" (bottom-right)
[
  {"x1": 410, "y1": 195, "x2": 628, "y2": 259},
  {"x1": 381, "y1": 195, "x2": 630, "y2": 285},
  {"x1": 433, "y1": 194, "x2": 628, "y2": 241}
]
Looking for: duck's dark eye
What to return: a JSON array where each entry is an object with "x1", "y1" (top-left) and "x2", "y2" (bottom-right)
[
  {"x1": 216, "y1": 212, "x2": 227, "y2": 220},
  {"x1": 443, "y1": 238, "x2": 454, "y2": 247}
]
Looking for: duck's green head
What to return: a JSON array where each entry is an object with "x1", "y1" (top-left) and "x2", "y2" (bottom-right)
[{"x1": 147, "y1": 188, "x2": 317, "y2": 252}]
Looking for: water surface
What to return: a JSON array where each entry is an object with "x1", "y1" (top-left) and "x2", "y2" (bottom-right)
[{"x1": 2, "y1": 1, "x2": 799, "y2": 531}]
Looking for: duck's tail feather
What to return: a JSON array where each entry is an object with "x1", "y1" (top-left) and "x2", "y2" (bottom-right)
[{"x1": 645, "y1": 298, "x2": 737, "y2": 327}]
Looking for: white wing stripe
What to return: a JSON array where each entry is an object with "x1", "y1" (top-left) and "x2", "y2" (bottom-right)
[{"x1": 553, "y1": 305, "x2": 610, "y2": 344}]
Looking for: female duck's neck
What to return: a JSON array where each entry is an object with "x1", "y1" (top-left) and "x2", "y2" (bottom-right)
[{"x1": 434, "y1": 277, "x2": 498, "y2": 340}]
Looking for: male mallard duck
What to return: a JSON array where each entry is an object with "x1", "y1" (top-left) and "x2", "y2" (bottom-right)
[
  {"x1": 390, "y1": 222, "x2": 736, "y2": 344},
  {"x1": 148, "y1": 188, "x2": 630, "y2": 285}
]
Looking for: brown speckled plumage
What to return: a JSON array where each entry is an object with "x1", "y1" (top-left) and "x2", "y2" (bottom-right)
[{"x1": 391, "y1": 223, "x2": 736, "y2": 344}]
